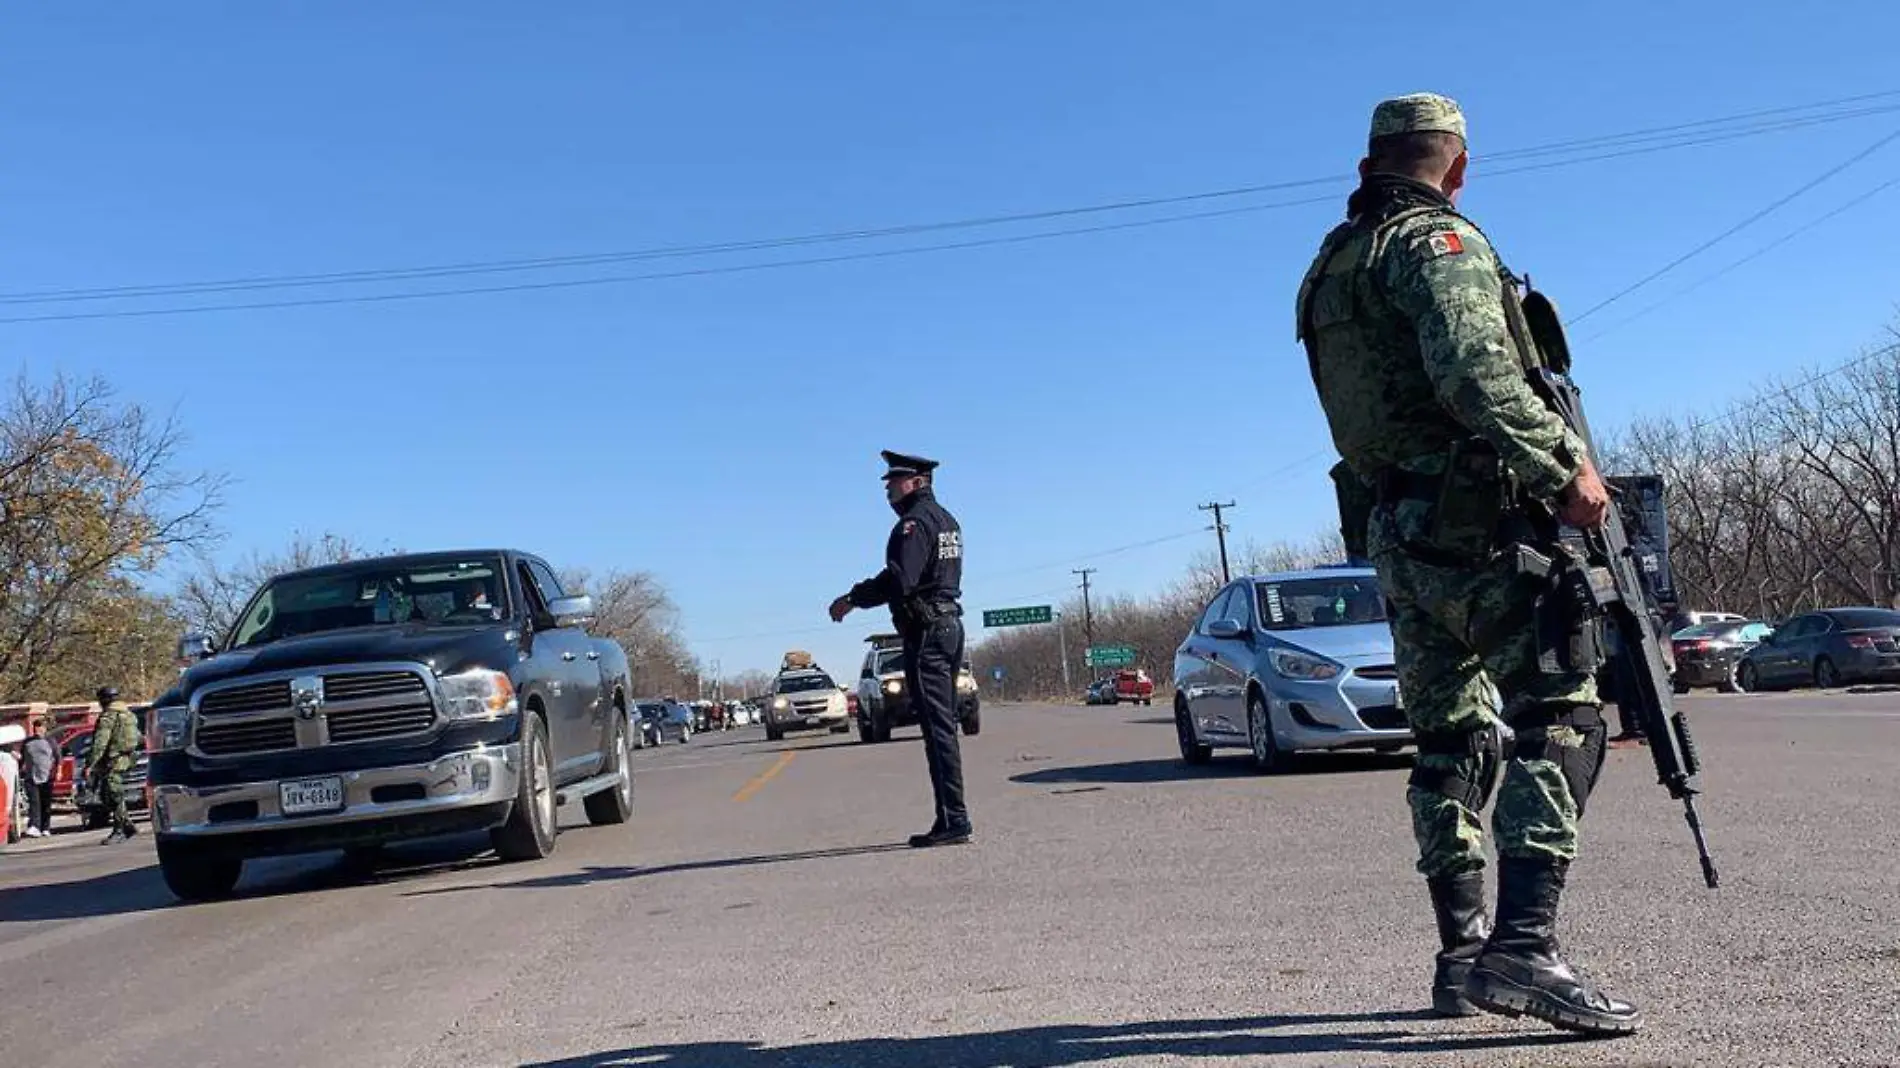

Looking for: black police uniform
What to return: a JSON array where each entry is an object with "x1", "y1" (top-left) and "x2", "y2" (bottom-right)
[{"x1": 846, "y1": 451, "x2": 970, "y2": 844}]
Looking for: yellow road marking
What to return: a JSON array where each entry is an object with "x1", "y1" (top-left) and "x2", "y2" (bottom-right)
[{"x1": 731, "y1": 750, "x2": 796, "y2": 803}]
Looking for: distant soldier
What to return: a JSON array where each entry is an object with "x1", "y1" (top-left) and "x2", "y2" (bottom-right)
[
  {"x1": 1296, "y1": 93, "x2": 1638, "y2": 1034},
  {"x1": 830, "y1": 450, "x2": 971, "y2": 847},
  {"x1": 87, "y1": 685, "x2": 141, "y2": 844}
]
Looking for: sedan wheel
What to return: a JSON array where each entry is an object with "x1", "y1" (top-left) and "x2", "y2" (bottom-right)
[
  {"x1": 1247, "y1": 692, "x2": 1288, "y2": 774},
  {"x1": 1815, "y1": 657, "x2": 1840, "y2": 690},
  {"x1": 1737, "y1": 662, "x2": 1760, "y2": 693},
  {"x1": 1175, "y1": 700, "x2": 1211, "y2": 765}
]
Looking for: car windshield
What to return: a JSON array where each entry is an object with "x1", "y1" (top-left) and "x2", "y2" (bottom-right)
[
  {"x1": 875, "y1": 650, "x2": 906, "y2": 675},
  {"x1": 635, "y1": 702, "x2": 665, "y2": 717},
  {"x1": 1674, "y1": 621, "x2": 1748, "y2": 639},
  {"x1": 1831, "y1": 609, "x2": 1900, "y2": 630},
  {"x1": 1255, "y1": 575, "x2": 1386, "y2": 630},
  {"x1": 228, "y1": 556, "x2": 509, "y2": 649},
  {"x1": 777, "y1": 674, "x2": 836, "y2": 693}
]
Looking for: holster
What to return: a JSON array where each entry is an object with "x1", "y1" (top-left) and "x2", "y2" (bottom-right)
[
  {"x1": 1374, "y1": 438, "x2": 1512, "y2": 567},
  {"x1": 1330, "y1": 461, "x2": 1376, "y2": 562},
  {"x1": 1512, "y1": 543, "x2": 1610, "y2": 675}
]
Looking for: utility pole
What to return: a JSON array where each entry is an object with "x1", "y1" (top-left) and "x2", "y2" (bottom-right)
[
  {"x1": 1199, "y1": 501, "x2": 1236, "y2": 584},
  {"x1": 1056, "y1": 610, "x2": 1073, "y2": 694},
  {"x1": 1072, "y1": 568, "x2": 1097, "y2": 653}
]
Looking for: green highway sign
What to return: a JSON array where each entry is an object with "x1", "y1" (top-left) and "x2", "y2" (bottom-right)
[
  {"x1": 1086, "y1": 644, "x2": 1136, "y2": 667},
  {"x1": 982, "y1": 605, "x2": 1053, "y2": 628}
]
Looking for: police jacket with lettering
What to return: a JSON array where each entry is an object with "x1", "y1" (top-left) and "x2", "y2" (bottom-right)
[{"x1": 847, "y1": 487, "x2": 963, "y2": 629}]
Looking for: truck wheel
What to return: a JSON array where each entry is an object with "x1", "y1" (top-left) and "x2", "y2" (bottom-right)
[
  {"x1": 584, "y1": 714, "x2": 635, "y2": 827},
  {"x1": 766, "y1": 723, "x2": 783, "y2": 742},
  {"x1": 157, "y1": 840, "x2": 243, "y2": 902},
  {"x1": 871, "y1": 712, "x2": 892, "y2": 744},
  {"x1": 960, "y1": 707, "x2": 981, "y2": 736},
  {"x1": 493, "y1": 713, "x2": 557, "y2": 861},
  {"x1": 857, "y1": 717, "x2": 874, "y2": 744}
]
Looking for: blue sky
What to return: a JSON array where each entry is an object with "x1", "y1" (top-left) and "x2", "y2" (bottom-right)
[{"x1": 4, "y1": 3, "x2": 1898, "y2": 683}]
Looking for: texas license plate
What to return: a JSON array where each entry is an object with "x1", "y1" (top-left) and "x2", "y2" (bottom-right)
[{"x1": 279, "y1": 776, "x2": 345, "y2": 816}]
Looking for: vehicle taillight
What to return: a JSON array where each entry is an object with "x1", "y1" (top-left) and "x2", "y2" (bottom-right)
[{"x1": 1846, "y1": 634, "x2": 1876, "y2": 649}]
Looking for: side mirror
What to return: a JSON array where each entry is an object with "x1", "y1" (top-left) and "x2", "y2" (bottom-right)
[
  {"x1": 548, "y1": 595, "x2": 595, "y2": 629},
  {"x1": 177, "y1": 633, "x2": 216, "y2": 661},
  {"x1": 1206, "y1": 619, "x2": 1248, "y2": 640}
]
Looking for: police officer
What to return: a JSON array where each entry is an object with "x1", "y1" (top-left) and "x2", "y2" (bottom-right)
[
  {"x1": 830, "y1": 450, "x2": 971, "y2": 847},
  {"x1": 1296, "y1": 94, "x2": 1637, "y2": 1034},
  {"x1": 87, "y1": 685, "x2": 141, "y2": 844}
]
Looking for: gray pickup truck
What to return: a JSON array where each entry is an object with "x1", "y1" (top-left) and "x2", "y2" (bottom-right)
[{"x1": 147, "y1": 549, "x2": 637, "y2": 902}]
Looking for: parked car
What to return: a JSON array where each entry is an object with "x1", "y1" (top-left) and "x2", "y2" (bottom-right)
[
  {"x1": 1172, "y1": 567, "x2": 1408, "y2": 771},
  {"x1": 148, "y1": 549, "x2": 638, "y2": 902},
  {"x1": 1670, "y1": 619, "x2": 1774, "y2": 693},
  {"x1": 852, "y1": 634, "x2": 981, "y2": 743},
  {"x1": 1113, "y1": 669, "x2": 1155, "y2": 706},
  {"x1": 1736, "y1": 607, "x2": 1900, "y2": 691},
  {"x1": 1084, "y1": 678, "x2": 1118, "y2": 705}
]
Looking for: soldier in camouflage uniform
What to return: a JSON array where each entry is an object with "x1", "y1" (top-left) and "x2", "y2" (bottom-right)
[
  {"x1": 1296, "y1": 93, "x2": 1639, "y2": 1035},
  {"x1": 87, "y1": 685, "x2": 141, "y2": 844}
]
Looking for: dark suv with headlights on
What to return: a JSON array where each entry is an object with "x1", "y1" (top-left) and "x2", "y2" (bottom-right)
[{"x1": 148, "y1": 550, "x2": 636, "y2": 902}]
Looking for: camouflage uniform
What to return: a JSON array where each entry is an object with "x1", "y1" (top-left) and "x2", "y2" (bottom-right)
[
  {"x1": 1296, "y1": 94, "x2": 1597, "y2": 879},
  {"x1": 88, "y1": 697, "x2": 140, "y2": 840},
  {"x1": 1297, "y1": 94, "x2": 1636, "y2": 1034}
]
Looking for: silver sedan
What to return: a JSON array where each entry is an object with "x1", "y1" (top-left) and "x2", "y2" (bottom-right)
[{"x1": 1172, "y1": 567, "x2": 1410, "y2": 771}]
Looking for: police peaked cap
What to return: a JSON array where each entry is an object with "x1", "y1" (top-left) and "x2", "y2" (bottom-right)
[{"x1": 880, "y1": 450, "x2": 939, "y2": 480}]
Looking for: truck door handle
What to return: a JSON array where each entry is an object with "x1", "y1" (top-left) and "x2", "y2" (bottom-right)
[
  {"x1": 586, "y1": 651, "x2": 598, "y2": 660},
  {"x1": 561, "y1": 652, "x2": 576, "y2": 661}
]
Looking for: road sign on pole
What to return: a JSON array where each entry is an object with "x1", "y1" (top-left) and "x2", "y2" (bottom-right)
[
  {"x1": 1085, "y1": 644, "x2": 1136, "y2": 668},
  {"x1": 982, "y1": 605, "x2": 1053, "y2": 628},
  {"x1": 991, "y1": 666, "x2": 1005, "y2": 681}
]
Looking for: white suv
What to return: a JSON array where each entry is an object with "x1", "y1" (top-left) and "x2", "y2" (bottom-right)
[{"x1": 764, "y1": 668, "x2": 852, "y2": 742}]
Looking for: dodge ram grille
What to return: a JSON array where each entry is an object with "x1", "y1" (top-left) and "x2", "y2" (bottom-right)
[{"x1": 189, "y1": 668, "x2": 439, "y2": 757}]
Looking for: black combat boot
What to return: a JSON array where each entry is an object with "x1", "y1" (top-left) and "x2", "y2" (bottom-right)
[
  {"x1": 1462, "y1": 855, "x2": 1642, "y2": 1035},
  {"x1": 1425, "y1": 870, "x2": 1489, "y2": 1017}
]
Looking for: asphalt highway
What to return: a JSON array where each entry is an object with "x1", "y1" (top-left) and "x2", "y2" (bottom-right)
[{"x1": 3, "y1": 691, "x2": 1896, "y2": 1067}]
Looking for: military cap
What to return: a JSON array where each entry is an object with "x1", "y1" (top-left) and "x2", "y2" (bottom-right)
[
  {"x1": 1369, "y1": 92, "x2": 1467, "y2": 145},
  {"x1": 96, "y1": 685, "x2": 119, "y2": 703},
  {"x1": 880, "y1": 450, "x2": 939, "y2": 480}
]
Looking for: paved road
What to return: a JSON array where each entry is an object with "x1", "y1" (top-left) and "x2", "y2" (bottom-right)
[{"x1": 3, "y1": 693, "x2": 1896, "y2": 1067}]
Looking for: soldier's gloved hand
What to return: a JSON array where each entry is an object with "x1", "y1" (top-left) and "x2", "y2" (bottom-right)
[
  {"x1": 1558, "y1": 456, "x2": 1611, "y2": 530},
  {"x1": 828, "y1": 596, "x2": 854, "y2": 623}
]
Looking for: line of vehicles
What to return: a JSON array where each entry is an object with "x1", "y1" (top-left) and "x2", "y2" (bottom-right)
[{"x1": 1163, "y1": 565, "x2": 1900, "y2": 771}]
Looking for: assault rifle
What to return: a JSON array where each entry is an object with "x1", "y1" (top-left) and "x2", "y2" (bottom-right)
[{"x1": 1503, "y1": 275, "x2": 1720, "y2": 891}]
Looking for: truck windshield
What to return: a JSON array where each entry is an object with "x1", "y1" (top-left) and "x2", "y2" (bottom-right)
[
  {"x1": 229, "y1": 556, "x2": 509, "y2": 649},
  {"x1": 875, "y1": 650, "x2": 907, "y2": 675},
  {"x1": 1255, "y1": 575, "x2": 1387, "y2": 630}
]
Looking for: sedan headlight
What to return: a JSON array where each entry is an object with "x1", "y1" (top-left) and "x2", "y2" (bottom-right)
[
  {"x1": 437, "y1": 669, "x2": 518, "y2": 721},
  {"x1": 146, "y1": 705, "x2": 191, "y2": 753},
  {"x1": 1269, "y1": 649, "x2": 1341, "y2": 681},
  {"x1": 883, "y1": 679, "x2": 902, "y2": 695}
]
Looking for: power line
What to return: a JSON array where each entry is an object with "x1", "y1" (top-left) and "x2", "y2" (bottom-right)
[
  {"x1": 6, "y1": 93, "x2": 1893, "y2": 307},
  {"x1": 1576, "y1": 170, "x2": 1900, "y2": 344},
  {"x1": 1567, "y1": 124, "x2": 1900, "y2": 324},
  {"x1": 3, "y1": 92, "x2": 1897, "y2": 322}
]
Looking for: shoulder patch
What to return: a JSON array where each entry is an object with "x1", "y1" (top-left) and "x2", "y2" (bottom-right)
[
  {"x1": 902, "y1": 519, "x2": 918, "y2": 536},
  {"x1": 1413, "y1": 230, "x2": 1465, "y2": 259}
]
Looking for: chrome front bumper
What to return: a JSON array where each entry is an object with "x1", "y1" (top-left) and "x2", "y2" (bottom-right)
[{"x1": 153, "y1": 745, "x2": 521, "y2": 837}]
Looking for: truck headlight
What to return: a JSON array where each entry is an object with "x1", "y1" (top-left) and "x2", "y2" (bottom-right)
[
  {"x1": 437, "y1": 669, "x2": 518, "y2": 721},
  {"x1": 146, "y1": 705, "x2": 191, "y2": 753},
  {"x1": 772, "y1": 696, "x2": 789, "y2": 710},
  {"x1": 1269, "y1": 649, "x2": 1341, "y2": 681},
  {"x1": 883, "y1": 680, "x2": 902, "y2": 695},
  {"x1": 956, "y1": 676, "x2": 976, "y2": 694}
]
